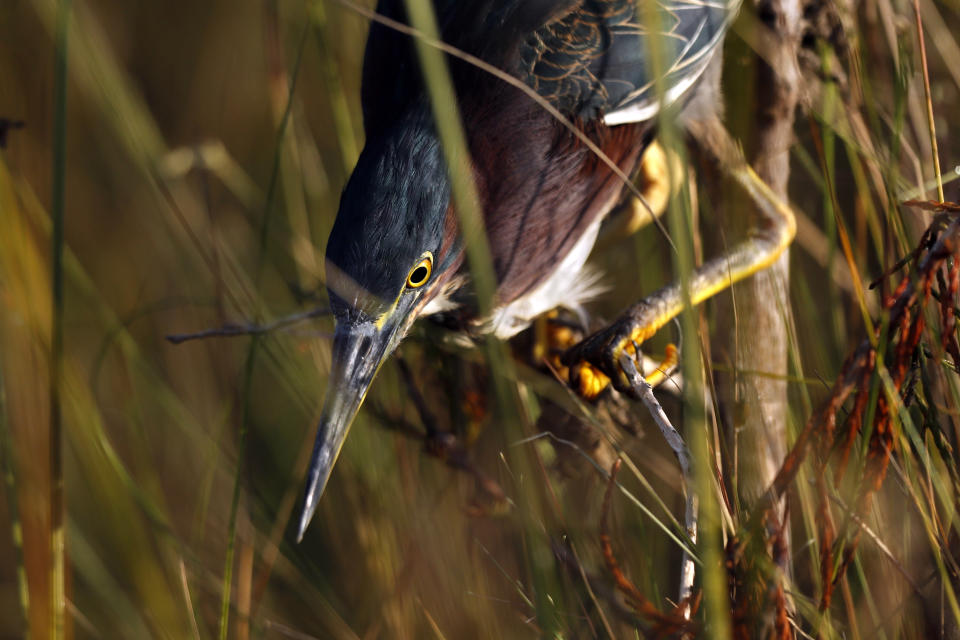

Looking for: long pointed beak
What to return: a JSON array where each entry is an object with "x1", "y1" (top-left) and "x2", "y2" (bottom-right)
[{"x1": 296, "y1": 315, "x2": 404, "y2": 541}]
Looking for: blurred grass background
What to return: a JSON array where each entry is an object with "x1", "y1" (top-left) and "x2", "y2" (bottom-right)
[{"x1": 2, "y1": 0, "x2": 960, "y2": 637}]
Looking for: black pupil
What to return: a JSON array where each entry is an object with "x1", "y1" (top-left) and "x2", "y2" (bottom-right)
[{"x1": 410, "y1": 265, "x2": 428, "y2": 284}]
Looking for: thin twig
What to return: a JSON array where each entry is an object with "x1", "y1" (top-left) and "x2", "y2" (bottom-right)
[
  {"x1": 620, "y1": 354, "x2": 699, "y2": 615},
  {"x1": 166, "y1": 307, "x2": 330, "y2": 344}
]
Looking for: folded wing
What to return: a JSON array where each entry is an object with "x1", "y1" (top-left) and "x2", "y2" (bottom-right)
[{"x1": 517, "y1": 0, "x2": 738, "y2": 125}]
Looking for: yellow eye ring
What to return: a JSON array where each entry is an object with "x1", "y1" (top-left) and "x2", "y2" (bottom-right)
[{"x1": 406, "y1": 255, "x2": 433, "y2": 288}]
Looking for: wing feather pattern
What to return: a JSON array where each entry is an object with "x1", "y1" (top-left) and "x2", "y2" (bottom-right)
[
  {"x1": 516, "y1": 0, "x2": 739, "y2": 125},
  {"x1": 360, "y1": 0, "x2": 738, "y2": 133}
]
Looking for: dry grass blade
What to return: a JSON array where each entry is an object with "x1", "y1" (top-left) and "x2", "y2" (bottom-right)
[
  {"x1": 912, "y1": 0, "x2": 944, "y2": 201},
  {"x1": 754, "y1": 208, "x2": 960, "y2": 618}
]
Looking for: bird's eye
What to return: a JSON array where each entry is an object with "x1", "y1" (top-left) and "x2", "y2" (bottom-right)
[{"x1": 406, "y1": 255, "x2": 432, "y2": 288}]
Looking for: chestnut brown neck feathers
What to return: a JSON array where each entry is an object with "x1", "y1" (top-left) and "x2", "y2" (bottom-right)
[{"x1": 465, "y1": 85, "x2": 649, "y2": 310}]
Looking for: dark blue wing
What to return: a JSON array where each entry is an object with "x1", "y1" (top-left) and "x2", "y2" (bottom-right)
[
  {"x1": 360, "y1": 0, "x2": 739, "y2": 137},
  {"x1": 516, "y1": 0, "x2": 739, "y2": 123}
]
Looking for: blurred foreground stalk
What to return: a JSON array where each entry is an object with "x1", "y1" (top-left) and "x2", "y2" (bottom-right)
[{"x1": 49, "y1": 0, "x2": 72, "y2": 637}]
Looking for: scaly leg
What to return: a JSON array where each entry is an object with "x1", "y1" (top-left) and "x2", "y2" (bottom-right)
[{"x1": 564, "y1": 121, "x2": 796, "y2": 397}]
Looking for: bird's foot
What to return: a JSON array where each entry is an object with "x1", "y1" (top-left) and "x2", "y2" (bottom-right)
[
  {"x1": 530, "y1": 311, "x2": 617, "y2": 399},
  {"x1": 562, "y1": 301, "x2": 679, "y2": 399}
]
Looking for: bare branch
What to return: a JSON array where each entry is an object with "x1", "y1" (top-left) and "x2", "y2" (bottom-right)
[
  {"x1": 165, "y1": 307, "x2": 331, "y2": 345},
  {"x1": 620, "y1": 354, "x2": 699, "y2": 615}
]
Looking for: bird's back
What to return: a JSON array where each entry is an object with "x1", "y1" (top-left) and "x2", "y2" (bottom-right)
[
  {"x1": 362, "y1": 0, "x2": 737, "y2": 129},
  {"x1": 357, "y1": 0, "x2": 738, "y2": 327}
]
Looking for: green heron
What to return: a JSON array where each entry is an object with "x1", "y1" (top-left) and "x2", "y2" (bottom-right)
[{"x1": 297, "y1": 0, "x2": 795, "y2": 539}]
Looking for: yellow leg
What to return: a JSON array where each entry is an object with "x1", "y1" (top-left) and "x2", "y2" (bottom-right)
[
  {"x1": 565, "y1": 134, "x2": 797, "y2": 397},
  {"x1": 572, "y1": 139, "x2": 687, "y2": 398}
]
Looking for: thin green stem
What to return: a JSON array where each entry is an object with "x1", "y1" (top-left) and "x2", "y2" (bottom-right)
[
  {"x1": 219, "y1": 22, "x2": 310, "y2": 638},
  {"x1": 50, "y1": 0, "x2": 71, "y2": 637},
  {"x1": 256, "y1": 25, "x2": 310, "y2": 284},
  {"x1": 912, "y1": 0, "x2": 944, "y2": 201},
  {"x1": 217, "y1": 338, "x2": 258, "y2": 640},
  {"x1": 308, "y1": 0, "x2": 360, "y2": 174}
]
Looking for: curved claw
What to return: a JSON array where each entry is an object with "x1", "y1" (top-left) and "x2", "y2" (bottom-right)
[
  {"x1": 562, "y1": 309, "x2": 677, "y2": 399},
  {"x1": 643, "y1": 344, "x2": 679, "y2": 388}
]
